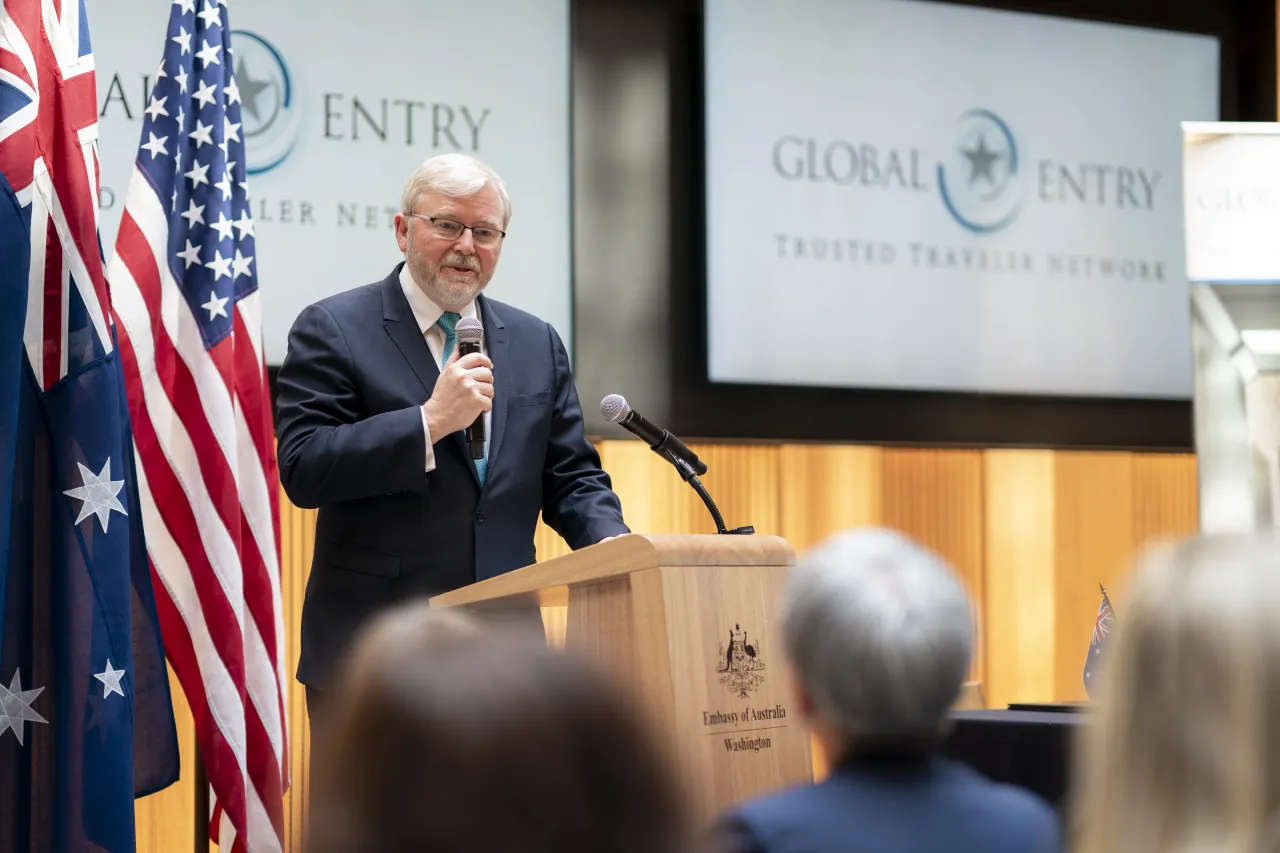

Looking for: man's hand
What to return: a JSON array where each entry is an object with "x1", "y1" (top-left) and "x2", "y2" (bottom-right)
[{"x1": 423, "y1": 349, "x2": 493, "y2": 441}]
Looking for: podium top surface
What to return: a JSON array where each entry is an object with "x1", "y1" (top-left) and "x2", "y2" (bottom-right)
[{"x1": 431, "y1": 533, "x2": 795, "y2": 608}]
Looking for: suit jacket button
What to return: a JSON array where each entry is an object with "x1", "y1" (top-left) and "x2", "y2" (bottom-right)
[{"x1": 475, "y1": 510, "x2": 485, "y2": 523}]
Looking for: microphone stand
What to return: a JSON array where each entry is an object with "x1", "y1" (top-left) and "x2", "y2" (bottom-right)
[{"x1": 659, "y1": 448, "x2": 754, "y2": 535}]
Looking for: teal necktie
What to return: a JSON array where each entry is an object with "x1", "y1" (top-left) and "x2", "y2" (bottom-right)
[{"x1": 436, "y1": 312, "x2": 487, "y2": 485}]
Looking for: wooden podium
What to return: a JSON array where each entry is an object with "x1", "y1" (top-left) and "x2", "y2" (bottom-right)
[{"x1": 430, "y1": 533, "x2": 813, "y2": 820}]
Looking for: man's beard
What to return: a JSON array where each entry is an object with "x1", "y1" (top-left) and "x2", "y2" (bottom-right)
[{"x1": 405, "y1": 233, "x2": 491, "y2": 308}]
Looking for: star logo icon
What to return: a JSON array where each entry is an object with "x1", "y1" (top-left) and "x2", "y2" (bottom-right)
[
  {"x1": 961, "y1": 134, "x2": 1001, "y2": 187},
  {"x1": 234, "y1": 55, "x2": 273, "y2": 123},
  {"x1": 63, "y1": 458, "x2": 128, "y2": 533},
  {"x1": 0, "y1": 670, "x2": 48, "y2": 746}
]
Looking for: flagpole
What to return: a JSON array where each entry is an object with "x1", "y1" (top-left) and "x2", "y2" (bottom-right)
[{"x1": 194, "y1": 749, "x2": 208, "y2": 853}]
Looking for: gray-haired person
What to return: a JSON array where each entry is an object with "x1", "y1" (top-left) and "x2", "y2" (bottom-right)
[
  {"x1": 713, "y1": 528, "x2": 1059, "y2": 853},
  {"x1": 275, "y1": 153, "x2": 628, "y2": 795}
]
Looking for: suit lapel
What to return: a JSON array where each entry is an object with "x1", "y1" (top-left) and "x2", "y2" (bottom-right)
[
  {"x1": 382, "y1": 267, "x2": 441, "y2": 396},
  {"x1": 480, "y1": 295, "x2": 509, "y2": 479},
  {"x1": 382, "y1": 267, "x2": 478, "y2": 483}
]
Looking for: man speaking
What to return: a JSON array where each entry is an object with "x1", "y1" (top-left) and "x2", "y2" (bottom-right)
[{"x1": 275, "y1": 153, "x2": 628, "y2": 709}]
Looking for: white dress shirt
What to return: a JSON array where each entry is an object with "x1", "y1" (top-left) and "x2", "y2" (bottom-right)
[{"x1": 399, "y1": 264, "x2": 490, "y2": 473}]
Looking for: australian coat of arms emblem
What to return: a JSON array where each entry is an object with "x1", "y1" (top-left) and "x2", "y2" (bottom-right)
[{"x1": 717, "y1": 623, "x2": 765, "y2": 698}]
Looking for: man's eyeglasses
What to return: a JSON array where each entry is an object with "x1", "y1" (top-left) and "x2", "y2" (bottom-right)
[{"x1": 406, "y1": 213, "x2": 506, "y2": 248}]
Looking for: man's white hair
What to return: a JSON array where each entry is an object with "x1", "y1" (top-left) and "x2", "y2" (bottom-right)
[
  {"x1": 400, "y1": 153, "x2": 511, "y2": 226},
  {"x1": 781, "y1": 528, "x2": 974, "y2": 745}
]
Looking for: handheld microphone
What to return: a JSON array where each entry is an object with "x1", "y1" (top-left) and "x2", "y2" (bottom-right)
[
  {"x1": 456, "y1": 317, "x2": 486, "y2": 460},
  {"x1": 600, "y1": 394, "x2": 707, "y2": 476}
]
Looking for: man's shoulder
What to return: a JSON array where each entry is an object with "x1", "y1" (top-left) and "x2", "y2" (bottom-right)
[
  {"x1": 934, "y1": 759, "x2": 1057, "y2": 826},
  {"x1": 481, "y1": 295, "x2": 553, "y2": 335},
  {"x1": 722, "y1": 758, "x2": 1058, "y2": 852},
  {"x1": 306, "y1": 279, "x2": 387, "y2": 321}
]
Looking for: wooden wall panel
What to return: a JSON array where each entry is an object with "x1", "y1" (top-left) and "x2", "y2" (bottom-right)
[
  {"x1": 984, "y1": 451, "x2": 1057, "y2": 712},
  {"x1": 777, "y1": 445, "x2": 883, "y2": 554},
  {"x1": 135, "y1": 665, "x2": 196, "y2": 853},
  {"x1": 1052, "y1": 453, "x2": 1135, "y2": 702},
  {"x1": 138, "y1": 441, "x2": 1201, "y2": 850},
  {"x1": 1132, "y1": 453, "x2": 1199, "y2": 558},
  {"x1": 598, "y1": 440, "x2": 689, "y2": 533},
  {"x1": 279, "y1": 491, "x2": 317, "y2": 853},
  {"x1": 882, "y1": 450, "x2": 986, "y2": 683},
  {"x1": 599, "y1": 441, "x2": 781, "y2": 535}
]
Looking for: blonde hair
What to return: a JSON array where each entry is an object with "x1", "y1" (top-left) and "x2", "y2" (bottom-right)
[
  {"x1": 400, "y1": 153, "x2": 511, "y2": 226},
  {"x1": 1074, "y1": 534, "x2": 1280, "y2": 853}
]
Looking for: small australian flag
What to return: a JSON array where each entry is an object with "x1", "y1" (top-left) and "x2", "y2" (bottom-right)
[{"x1": 1083, "y1": 583, "x2": 1115, "y2": 698}]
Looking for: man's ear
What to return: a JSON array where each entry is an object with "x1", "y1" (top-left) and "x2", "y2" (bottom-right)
[{"x1": 393, "y1": 213, "x2": 409, "y2": 253}]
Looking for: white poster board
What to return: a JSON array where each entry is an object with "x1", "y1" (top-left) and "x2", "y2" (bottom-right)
[
  {"x1": 705, "y1": 0, "x2": 1219, "y2": 398},
  {"x1": 89, "y1": 0, "x2": 571, "y2": 363},
  {"x1": 1183, "y1": 122, "x2": 1280, "y2": 284}
]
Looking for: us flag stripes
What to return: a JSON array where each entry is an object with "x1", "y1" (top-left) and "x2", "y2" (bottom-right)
[{"x1": 105, "y1": 0, "x2": 288, "y2": 850}]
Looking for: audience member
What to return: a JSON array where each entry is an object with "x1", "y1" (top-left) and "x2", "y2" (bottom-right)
[
  {"x1": 1074, "y1": 534, "x2": 1280, "y2": 853},
  {"x1": 712, "y1": 528, "x2": 1059, "y2": 853},
  {"x1": 308, "y1": 605, "x2": 687, "y2": 853}
]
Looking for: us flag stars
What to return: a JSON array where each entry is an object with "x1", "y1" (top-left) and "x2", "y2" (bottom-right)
[{"x1": 136, "y1": 0, "x2": 258, "y2": 338}]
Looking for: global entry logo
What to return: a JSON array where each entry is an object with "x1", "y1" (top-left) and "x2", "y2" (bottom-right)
[
  {"x1": 230, "y1": 30, "x2": 301, "y2": 176},
  {"x1": 769, "y1": 109, "x2": 1161, "y2": 238},
  {"x1": 937, "y1": 109, "x2": 1022, "y2": 234}
]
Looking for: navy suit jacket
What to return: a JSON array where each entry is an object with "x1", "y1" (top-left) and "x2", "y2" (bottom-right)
[
  {"x1": 716, "y1": 755, "x2": 1060, "y2": 853},
  {"x1": 276, "y1": 265, "x2": 629, "y2": 687}
]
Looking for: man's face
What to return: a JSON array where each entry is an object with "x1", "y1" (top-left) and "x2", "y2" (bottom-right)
[{"x1": 394, "y1": 184, "x2": 505, "y2": 310}]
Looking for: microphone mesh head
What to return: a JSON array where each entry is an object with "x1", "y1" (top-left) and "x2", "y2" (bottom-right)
[
  {"x1": 600, "y1": 394, "x2": 631, "y2": 423},
  {"x1": 455, "y1": 316, "x2": 483, "y2": 345}
]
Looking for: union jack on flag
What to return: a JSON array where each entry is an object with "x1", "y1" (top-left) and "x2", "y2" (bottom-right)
[
  {"x1": 105, "y1": 0, "x2": 289, "y2": 851},
  {"x1": 1083, "y1": 583, "x2": 1115, "y2": 698}
]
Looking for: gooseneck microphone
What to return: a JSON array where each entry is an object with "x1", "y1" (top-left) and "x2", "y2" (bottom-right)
[
  {"x1": 601, "y1": 394, "x2": 752, "y2": 535},
  {"x1": 456, "y1": 317, "x2": 486, "y2": 460},
  {"x1": 600, "y1": 394, "x2": 706, "y2": 475}
]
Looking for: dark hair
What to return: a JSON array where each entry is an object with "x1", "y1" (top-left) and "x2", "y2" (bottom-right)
[{"x1": 309, "y1": 606, "x2": 687, "y2": 853}]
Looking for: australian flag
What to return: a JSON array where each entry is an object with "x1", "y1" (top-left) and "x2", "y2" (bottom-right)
[
  {"x1": 0, "y1": 4, "x2": 180, "y2": 849},
  {"x1": 1082, "y1": 583, "x2": 1115, "y2": 699}
]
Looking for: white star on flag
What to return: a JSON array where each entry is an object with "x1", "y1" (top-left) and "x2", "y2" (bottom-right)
[
  {"x1": 173, "y1": 0, "x2": 196, "y2": 12},
  {"x1": 185, "y1": 160, "x2": 210, "y2": 188},
  {"x1": 63, "y1": 459, "x2": 128, "y2": 532},
  {"x1": 0, "y1": 670, "x2": 48, "y2": 746},
  {"x1": 174, "y1": 66, "x2": 188, "y2": 94},
  {"x1": 181, "y1": 199, "x2": 206, "y2": 228},
  {"x1": 206, "y1": 250, "x2": 233, "y2": 281},
  {"x1": 94, "y1": 661, "x2": 127, "y2": 699},
  {"x1": 224, "y1": 78, "x2": 240, "y2": 105},
  {"x1": 195, "y1": 39, "x2": 221, "y2": 68},
  {"x1": 232, "y1": 249, "x2": 254, "y2": 280},
  {"x1": 232, "y1": 209, "x2": 254, "y2": 238},
  {"x1": 144, "y1": 95, "x2": 170, "y2": 121},
  {"x1": 197, "y1": 1, "x2": 222, "y2": 28},
  {"x1": 172, "y1": 25, "x2": 191, "y2": 55},
  {"x1": 202, "y1": 290, "x2": 230, "y2": 319},
  {"x1": 193, "y1": 79, "x2": 218, "y2": 109},
  {"x1": 213, "y1": 173, "x2": 233, "y2": 201},
  {"x1": 189, "y1": 119, "x2": 214, "y2": 148},
  {"x1": 210, "y1": 211, "x2": 234, "y2": 242},
  {"x1": 141, "y1": 132, "x2": 168, "y2": 159},
  {"x1": 177, "y1": 239, "x2": 203, "y2": 269}
]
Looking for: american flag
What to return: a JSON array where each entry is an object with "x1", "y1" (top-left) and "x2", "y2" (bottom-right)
[
  {"x1": 105, "y1": 0, "x2": 288, "y2": 850},
  {"x1": 1082, "y1": 582, "x2": 1115, "y2": 698}
]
